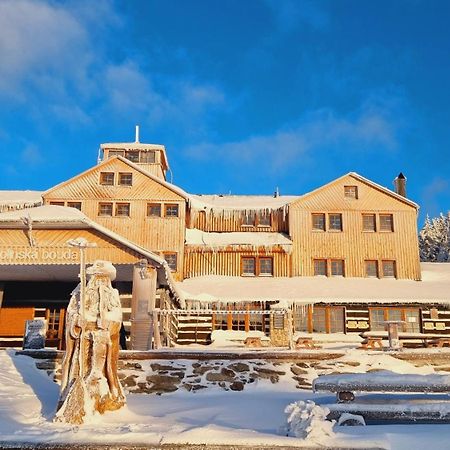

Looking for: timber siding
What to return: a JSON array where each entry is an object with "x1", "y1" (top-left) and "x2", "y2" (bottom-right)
[
  {"x1": 42, "y1": 157, "x2": 186, "y2": 280},
  {"x1": 184, "y1": 248, "x2": 291, "y2": 278},
  {"x1": 289, "y1": 174, "x2": 421, "y2": 280}
]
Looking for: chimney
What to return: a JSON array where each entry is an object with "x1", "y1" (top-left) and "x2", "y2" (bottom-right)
[
  {"x1": 135, "y1": 125, "x2": 140, "y2": 143},
  {"x1": 394, "y1": 172, "x2": 407, "y2": 197}
]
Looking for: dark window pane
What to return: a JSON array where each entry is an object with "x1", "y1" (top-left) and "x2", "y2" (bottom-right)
[
  {"x1": 165, "y1": 204, "x2": 179, "y2": 217},
  {"x1": 314, "y1": 259, "x2": 327, "y2": 276},
  {"x1": 312, "y1": 213, "x2": 325, "y2": 231},
  {"x1": 380, "y1": 214, "x2": 394, "y2": 231},
  {"x1": 329, "y1": 213, "x2": 342, "y2": 231},
  {"x1": 147, "y1": 203, "x2": 161, "y2": 217},
  {"x1": 259, "y1": 258, "x2": 273, "y2": 276},
  {"x1": 362, "y1": 214, "x2": 376, "y2": 231},
  {"x1": 242, "y1": 258, "x2": 256, "y2": 276}
]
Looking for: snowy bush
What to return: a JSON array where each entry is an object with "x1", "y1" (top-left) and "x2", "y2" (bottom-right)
[
  {"x1": 419, "y1": 213, "x2": 450, "y2": 262},
  {"x1": 284, "y1": 400, "x2": 335, "y2": 441}
]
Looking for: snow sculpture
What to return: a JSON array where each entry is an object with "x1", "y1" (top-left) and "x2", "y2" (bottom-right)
[
  {"x1": 55, "y1": 260, "x2": 126, "y2": 424},
  {"x1": 284, "y1": 400, "x2": 335, "y2": 442}
]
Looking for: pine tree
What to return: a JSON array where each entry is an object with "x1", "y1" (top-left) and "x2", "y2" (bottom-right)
[{"x1": 419, "y1": 212, "x2": 450, "y2": 262}]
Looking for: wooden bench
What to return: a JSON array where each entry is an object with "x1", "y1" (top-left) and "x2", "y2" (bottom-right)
[
  {"x1": 360, "y1": 336, "x2": 383, "y2": 350},
  {"x1": 313, "y1": 371, "x2": 450, "y2": 423},
  {"x1": 425, "y1": 338, "x2": 450, "y2": 348},
  {"x1": 244, "y1": 337, "x2": 263, "y2": 348},
  {"x1": 295, "y1": 336, "x2": 320, "y2": 349}
]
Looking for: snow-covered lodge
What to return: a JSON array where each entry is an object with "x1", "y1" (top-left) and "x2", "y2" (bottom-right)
[{"x1": 0, "y1": 133, "x2": 448, "y2": 348}]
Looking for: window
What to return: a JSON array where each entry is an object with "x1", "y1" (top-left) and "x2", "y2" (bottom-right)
[
  {"x1": 116, "y1": 203, "x2": 130, "y2": 217},
  {"x1": 242, "y1": 211, "x2": 256, "y2": 227},
  {"x1": 273, "y1": 314, "x2": 285, "y2": 329},
  {"x1": 329, "y1": 213, "x2": 342, "y2": 231},
  {"x1": 365, "y1": 260, "x2": 378, "y2": 278},
  {"x1": 370, "y1": 308, "x2": 420, "y2": 333},
  {"x1": 147, "y1": 203, "x2": 161, "y2": 217},
  {"x1": 314, "y1": 259, "x2": 327, "y2": 276},
  {"x1": 362, "y1": 214, "x2": 376, "y2": 232},
  {"x1": 312, "y1": 213, "x2": 326, "y2": 231},
  {"x1": 165, "y1": 204, "x2": 179, "y2": 217},
  {"x1": 108, "y1": 150, "x2": 124, "y2": 158},
  {"x1": 164, "y1": 253, "x2": 177, "y2": 271},
  {"x1": 140, "y1": 151, "x2": 156, "y2": 163},
  {"x1": 49, "y1": 201, "x2": 64, "y2": 206},
  {"x1": 100, "y1": 172, "x2": 114, "y2": 186},
  {"x1": 382, "y1": 260, "x2": 396, "y2": 278},
  {"x1": 98, "y1": 202, "x2": 113, "y2": 216},
  {"x1": 344, "y1": 186, "x2": 358, "y2": 199},
  {"x1": 259, "y1": 257, "x2": 273, "y2": 276},
  {"x1": 118, "y1": 172, "x2": 132, "y2": 186},
  {"x1": 242, "y1": 257, "x2": 256, "y2": 276},
  {"x1": 379, "y1": 214, "x2": 394, "y2": 232},
  {"x1": 124, "y1": 150, "x2": 140, "y2": 162},
  {"x1": 67, "y1": 202, "x2": 82, "y2": 210},
  {"x1": 258, "y1": 212, "x2": 271, "y2": 227},
  {"x1": 330, "y1": 260, "x2": 344, "y2": 276}
]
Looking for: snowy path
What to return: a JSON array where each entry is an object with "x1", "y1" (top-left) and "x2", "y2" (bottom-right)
[{"x1": 2, "y1": 349, "x2": 450, "y2": 449}]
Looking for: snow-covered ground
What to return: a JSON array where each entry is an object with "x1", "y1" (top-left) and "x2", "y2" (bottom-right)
[{"x1": 3, "y1": 348, "x2": 450, "y2": 449}]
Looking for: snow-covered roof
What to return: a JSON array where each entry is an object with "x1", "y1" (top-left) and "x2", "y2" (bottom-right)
[
  {"x1": 0, "y1": 190, "x2": 43, "y2": 212},
  {"x1": 100, "y1": 142, "x2": 165, "y2": 150},
  {"x1": 185, "y1": 228, "x2": 292, "y2": 251},
  {"x1": 0, "y1": 205, "x2": 86, "y2": 224},
  {"x1": 176, "y1": 263, "x2": 450, "y2": 306},
  {"x1": 189, "y1": 194, "x2": 298, "y2": 211},
  {"x1": 0, "y1": 205, "x2": 183, "y2": 305}
]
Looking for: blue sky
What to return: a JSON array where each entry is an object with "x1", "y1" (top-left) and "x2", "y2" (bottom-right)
[{"x1": 0, "y1": 0, "x2": 449, "y2": 224}]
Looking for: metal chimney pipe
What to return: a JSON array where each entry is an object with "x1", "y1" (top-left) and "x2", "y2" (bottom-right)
[
  {"x1": 135, "y1": 125, "x2": 140, "y2": 143},
  {"x1": 394, "y1": 172, "x2": 407, "y2": 197}
]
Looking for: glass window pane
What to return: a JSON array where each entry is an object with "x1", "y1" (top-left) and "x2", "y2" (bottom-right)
[
  {"x1": 312, "y1": 308, "x2": 326, "y2": 333},
  {"x1": 242, "y1": 258, "x2": 256, "y2": 276},
  {"x1": 259, "y1": 258, "x2": 273, "y2": 276},
  {"x1": 312, "y1": 214, "x2": 325, "y2": 231},
  {"x1": 125, "y1": 150, "x2": 140, "y2": 162},
  {"x1": 258, "y1": 212, "x2": 271, "y2": 227},
  {"x1": 380, "y1": 214, "x2": 394, "y2": 231},
  {"x1": 116, "y1": 203, "x2": 130, "y2": 216},
  {"x1": 362, "y1": 214, "x2": 376, "y2": 231},
  {"x1": 147, "y1": 203, "x2": 161, "y2": 217},
  {"x1": 67, "y1": 202, "x2": 82, "y2": 210},
  {"x1": 370, "y1": 309, "x2": 385, "y2": 331},
  {"x1": 331, "y1": 260, "x2": 344, "y2": 276},
  {"x1": 404, "y1": 310, "x2": 420, "y2": 333},
  {"x1": 293, "y1": 306, "x2": 308, "y2": 332},
  {"x1": 329, "y1": 308, "x2": 345, "y2": 333},
  {"x1": 314, "y1": 259, "x2": 327, "y2": 276},
  {"x1": 365, "y1": 260, "x2": 378, "y2": 277},
  {"x1": 242, "y1": 211, "x2": 256, "y2": 226},
  {"x1": 164, "y1": 253, "x2": 177, "y2": 271},
  {"x1": 329, "y1": 214, "x2": 342, "y2": 231},
  {"x1": 108, "y1": 150, "x2": 124, "y2": 158},
  {"x1": 98, "y1": 203, "x2": 113, "y2": 216},
  {"x1": 100, "y1": 172, "x2": 114, "y2": 185},
  {"x1": 119, "y1": 172, "x2": 132, "y2": 186},
  {"x1": 165, "y1": 204, "x2": 179, "y2": 217},
  {"x1": 382, "y1": 260, "x2": 396, "y2": 277},
  {"x1": 344, "y1": 186, "x2": 358, "y2": 199},
  {"x1": 140, "y1": 151, "x2": 155, "y2": 163}
]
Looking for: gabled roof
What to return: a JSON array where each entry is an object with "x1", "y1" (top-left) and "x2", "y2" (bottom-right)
[
  {"x1": 290, "y1": 172, "x2": 419, "y2": 209},
  {"x1": 43, "y1": 156, "x2": 189, "y2": 201}
]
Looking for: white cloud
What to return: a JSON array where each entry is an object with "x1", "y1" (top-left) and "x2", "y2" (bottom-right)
[{"x1": 185, "y1": 105, "x2": 398, "y2": 172}]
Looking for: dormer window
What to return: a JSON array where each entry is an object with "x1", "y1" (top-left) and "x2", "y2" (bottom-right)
[
  {"x1": 344, "y1": 186, "x2": 358, "y2": 199},
  {"x1": 140, "y1": 151, "x2": 156, "y2": 163},
  {"x1": 100, "y1": 172, "x2": 114, "y2": 186},
  {"x1": 125, "y1": 150, "x2": 140, "y2": 162}
]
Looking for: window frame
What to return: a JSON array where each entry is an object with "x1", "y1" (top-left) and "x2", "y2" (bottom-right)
[
  {"x1": 379, "y1": 214, "x2": 394, "y2": 232},
  {"x1": 328, "y1": 213, "x2": 343, "y2": 232},
  {"x1": 164, "y1": 204, "x2": 179, "y2": 218},
  {"x1": 240, "y1": 256, "x2": 274, "y2": 277},
  {"x1": 330, "y1": 259, "x2": 345, "y2": 277},
  {"x1": 382, "y1": 260, "x2": 396, "y2": 278},
  {"x1": 118, "y1": 172, "x2": 133, "y2": 186},
  {"x1": 314, "y1": 259, "x2": 328, "y2": 276},
  {"x1": 49, "y1": 201, "x2": 65, "y2": 206},
  {"x1": 257, "y1": 211, "x2": 271, "y2": 228},
  {"x1": 98, "y1": 202, "x2": 113, "y2": 217},
  {"x1": 163, "y1": 252, "x2": 178, "y2": 272},
  {"x1": 344, "y1": 185, "x2": 358, "y2": 199},
  {"x1": 365, "y1": 260, "x2": 378, "y2": 278},
  {"x1": 67, "y1": 202, "x2": 82, "y2": 211},
  {"x1": 369, "y1": 307, "x2": 421, "y2": 333},
  {"x1": 115, "y1": 202, "x2": 130, "y2": 217},
  {"x1": 241, "y1": 257, "x2": 256, "y2": 276},
  {"x1": 147, "y1": 203, "x2": 162, "y2": 218},
  {"x1": 242, "y1": 211, "x2": 256, "y2": 227},
  {"x1": 362, "y1": 213, "x2": 377, "y2": 232},
  {"x1": 258, "y1": 257, "x2": 273, "y2": 276},
  {"x1": 312, "y1": 213, "x2": 326, "y2": 231},
  {"x1": 99, "y1": 172, "x2": 115, "y2": 186}
]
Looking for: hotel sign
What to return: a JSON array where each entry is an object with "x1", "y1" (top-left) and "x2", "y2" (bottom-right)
[{"x1": 0, "y1": 247, "x2": 79, "y2": 264}]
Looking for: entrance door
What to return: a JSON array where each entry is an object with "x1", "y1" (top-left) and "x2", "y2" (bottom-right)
[{"x1": 45, "y1": 308, "x2": 66, "y2": 349}]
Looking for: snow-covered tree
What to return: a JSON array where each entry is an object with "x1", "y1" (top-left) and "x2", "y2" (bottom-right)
[{"x1": 419, "y1": 212, "x2": 450, "y2": 262}]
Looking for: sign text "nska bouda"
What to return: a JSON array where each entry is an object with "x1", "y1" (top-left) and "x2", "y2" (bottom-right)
[{"x1": 0, "y1": 248, "x2": 78, "y2": 262}]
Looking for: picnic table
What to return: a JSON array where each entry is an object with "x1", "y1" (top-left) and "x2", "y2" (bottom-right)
[
  {"x1": 294, "y1": 336, "x2": 321, "y2": 349},
  {"x1": 359, "y1": 331, "x2": 450, "y2": 349}
]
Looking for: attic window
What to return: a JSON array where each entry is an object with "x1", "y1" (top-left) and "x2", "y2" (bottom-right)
[
  {"x1": 344, "y1": 186, "x2": 358, "y2": 199},
  {"x1": 118, "y1": 172, "x2": 133, "y2": 186},
  {"x1": 98, "y1": 202, "x2": 113, "y2": 216},
  {"x1": 140, "y1": 151, "x2": 156, "y2": 163},
  {"x1": 67, "y1": 202, "x2": 82, "y2": 210},
  {"x1": 100, "y1": 172, "x2": 114, "y2": 186},
  {"x1": 108, "y1": 150, "x2": 124, "y2": 158},
  {"x1": 125, "y1": 150, "x2": 140, "y2": 162}
]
